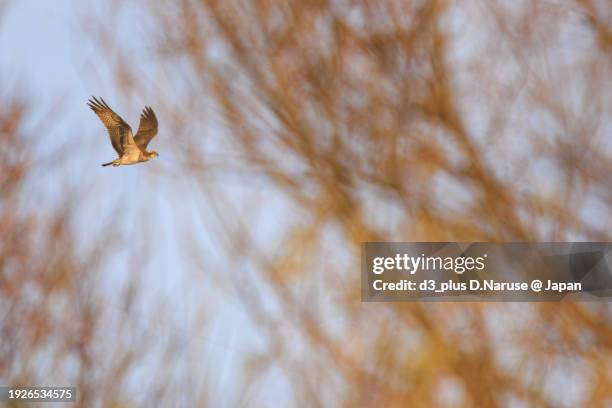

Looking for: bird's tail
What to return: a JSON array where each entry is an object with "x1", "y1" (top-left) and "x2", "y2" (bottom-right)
[{"x1": 101, "y1": 161, "x2": 114, "y2": 167}]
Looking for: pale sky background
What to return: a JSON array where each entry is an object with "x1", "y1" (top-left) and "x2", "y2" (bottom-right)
[
  {"x1": 1, "y1": 1, "x2": 609, "y2": 406},
  {"x1": 0, "y1": 1, "x2": 291, "y2": 405}
]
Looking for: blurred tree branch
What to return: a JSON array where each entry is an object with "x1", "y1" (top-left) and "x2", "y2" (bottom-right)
[{"x1": 26, "y1": 0, "x2": 612, "y2": 405}]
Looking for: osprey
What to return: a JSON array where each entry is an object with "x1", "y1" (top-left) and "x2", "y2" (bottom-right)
[{"x1": 88, "y1": 97, "x2": 159, "y2": 167}]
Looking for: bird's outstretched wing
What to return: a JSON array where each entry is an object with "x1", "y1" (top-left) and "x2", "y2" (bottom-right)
[
  {"x1": 87, "y1": 97, "x2": 136, "y2": 155},
  {"x1": 134, "y1": 106, "x2": 158, "y2": 151}
]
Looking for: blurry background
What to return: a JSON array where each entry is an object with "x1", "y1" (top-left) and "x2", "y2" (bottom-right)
[{"x1": 1, "y1": 0, "x2": 611, "y2": 406}]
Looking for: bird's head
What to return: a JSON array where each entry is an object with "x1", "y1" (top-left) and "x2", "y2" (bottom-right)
[{"x1": 148, "y1": 151, "x2": 159, "y2": 158}]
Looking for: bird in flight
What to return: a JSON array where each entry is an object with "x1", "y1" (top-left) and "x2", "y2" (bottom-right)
[{"x1": 88, "y1": 97, "x2": 159, "y2": 167}]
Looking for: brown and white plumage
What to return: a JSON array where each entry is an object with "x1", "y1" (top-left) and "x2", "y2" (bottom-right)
[
  {"x1": 134, "y1": 106, "x2": 158, "y2": 151},
  {"x1": 88, "y1": 97, "x2": 159, "y2": 167}
]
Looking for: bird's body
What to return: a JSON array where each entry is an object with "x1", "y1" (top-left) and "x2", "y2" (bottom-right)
[
  {"x1": 102, "y1": 146, "x2": 155, "y2": 167},
  {"x1": 87, "y1": 97, "x2": 159, "y2": 167}
]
